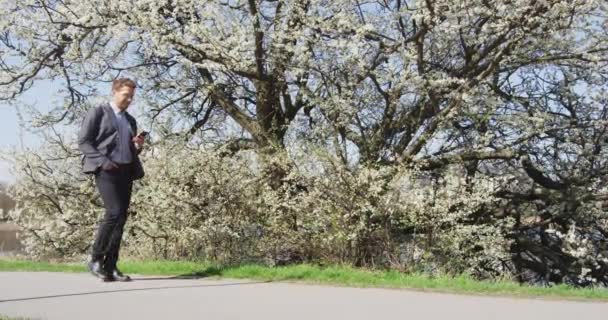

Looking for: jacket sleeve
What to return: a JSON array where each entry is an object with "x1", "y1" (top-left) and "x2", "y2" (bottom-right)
[{"x1": 78, "y1": 107, "x2": 111, "y2": 164}]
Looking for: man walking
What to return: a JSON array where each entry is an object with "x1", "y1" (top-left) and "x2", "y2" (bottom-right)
[{"x1": 78, "y1": 78, "x2": 145, "y2": 282}]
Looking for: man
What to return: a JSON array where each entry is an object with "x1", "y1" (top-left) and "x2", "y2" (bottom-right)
[{"x1": 78, "y1": 78, "x2": 145, "y2": 282}]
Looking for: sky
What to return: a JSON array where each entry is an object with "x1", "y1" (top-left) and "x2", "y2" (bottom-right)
[
  {"x1": 0, "y1": 105, "x2": 23, "y2": 182},
  {"x1": 0, "y1": 80, "x2": 57, "y2": 184}
]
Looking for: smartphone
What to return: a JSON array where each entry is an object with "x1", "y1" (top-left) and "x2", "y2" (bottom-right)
[{"x1": 137, "y1": 131, "x2": 149, "y2": 137}]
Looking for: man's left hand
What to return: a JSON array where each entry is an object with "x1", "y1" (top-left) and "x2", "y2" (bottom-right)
[{"x1": 133, "y1": 135, "x2": 145, "y2": 150}]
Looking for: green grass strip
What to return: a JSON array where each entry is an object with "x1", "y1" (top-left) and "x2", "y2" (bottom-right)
[{"x1": 1, "y1": 259, "x2": 607, "y2": 301}]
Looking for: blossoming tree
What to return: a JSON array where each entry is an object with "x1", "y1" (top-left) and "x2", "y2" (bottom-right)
[{"x1": 2, "y1": 0, "x2": 607, "y2": 285}]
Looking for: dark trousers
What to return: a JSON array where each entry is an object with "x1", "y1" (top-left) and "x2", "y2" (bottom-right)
[{"x1": 91, "y1": 164, "x2": 134, "y2": 271}]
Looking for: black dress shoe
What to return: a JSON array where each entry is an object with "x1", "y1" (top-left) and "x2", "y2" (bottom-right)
[
  {"x1": 107, "y1": 268, "x2": 131, "y2": 282},
  {"x1": 88, "y1": 260, "x2": 111, "y2": 281}
]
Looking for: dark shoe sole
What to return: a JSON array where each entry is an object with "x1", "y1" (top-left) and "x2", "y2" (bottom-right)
[
  {"x1": 92, "y1": 272, "x2": 114, "y2": 282},
  {"x1": 103, "y1": 276, "x2": 131, "y2": 282},
  {"x1": 112, "y1": 275, "x2": 132, "y2": 282}
]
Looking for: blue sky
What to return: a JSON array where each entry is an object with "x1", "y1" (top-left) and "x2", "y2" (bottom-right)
[
  {"x1": 0, "y1": 105, "x2": 23, "y2": 182},
  {"x1": 0, "y1": 81, "x2": 56, "y2": 183}
]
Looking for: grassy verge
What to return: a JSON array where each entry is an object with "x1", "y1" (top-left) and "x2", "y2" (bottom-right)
[{"x1": 1, "y1": 259, "x2": 607, "y2": 301}]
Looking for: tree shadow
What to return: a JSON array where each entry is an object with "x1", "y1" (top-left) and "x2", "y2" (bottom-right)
[
  {"x1": 130, "y1": 265, "x2": 224, "y2": 281},
  {"x1": 0, "y1": 280, "x2": 270, "y2": 303}
]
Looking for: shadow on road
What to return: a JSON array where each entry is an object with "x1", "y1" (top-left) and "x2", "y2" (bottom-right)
[
  {"x1": 0, "y1": 280, "x2": 271, "y2": 303},
  {"x1": 131, "y1": 266, "x2": 225, "y2": 281}
]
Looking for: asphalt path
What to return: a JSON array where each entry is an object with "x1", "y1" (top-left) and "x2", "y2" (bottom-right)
[{"x1": 1, "y1": 272, "x2": 606, "y2": 319}]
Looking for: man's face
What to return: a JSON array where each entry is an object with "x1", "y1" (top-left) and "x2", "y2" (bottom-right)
[{"x1": 112, "y1": 86, "x2": 135, "y2": 111}]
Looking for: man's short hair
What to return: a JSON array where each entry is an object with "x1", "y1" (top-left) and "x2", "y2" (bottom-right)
[{"x1": 112, "y1": 78, "x2": 137, "y2": 91}]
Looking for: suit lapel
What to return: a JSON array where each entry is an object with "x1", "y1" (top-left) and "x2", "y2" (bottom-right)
[
  {"x1": 124, "y1": 112, "x2": 136, "y2": 136},
  {"x1": 102, "y1": 103, "x2": 119, "y2": 133}
]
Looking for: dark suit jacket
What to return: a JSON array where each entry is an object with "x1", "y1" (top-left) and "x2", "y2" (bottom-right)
[{"x1": 77, "y1": 103, "x2": 145, "y2": 180}]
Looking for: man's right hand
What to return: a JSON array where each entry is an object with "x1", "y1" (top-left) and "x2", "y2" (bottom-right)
[{"x1": 101, "y1": 160, "x2": 119, "y2": 171}]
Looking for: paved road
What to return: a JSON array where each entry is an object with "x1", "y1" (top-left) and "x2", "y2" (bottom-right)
[{"x1": 0, "y1": 272, "x2": 606, "y2": 320}]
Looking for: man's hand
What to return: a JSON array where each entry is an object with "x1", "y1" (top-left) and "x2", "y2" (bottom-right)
[
  {"x1": 101, "y1": 160, "x2": 119, "y2": 171},
  {"x1": 133, "y1": 134, "x2": 145, "y2": 150}
]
